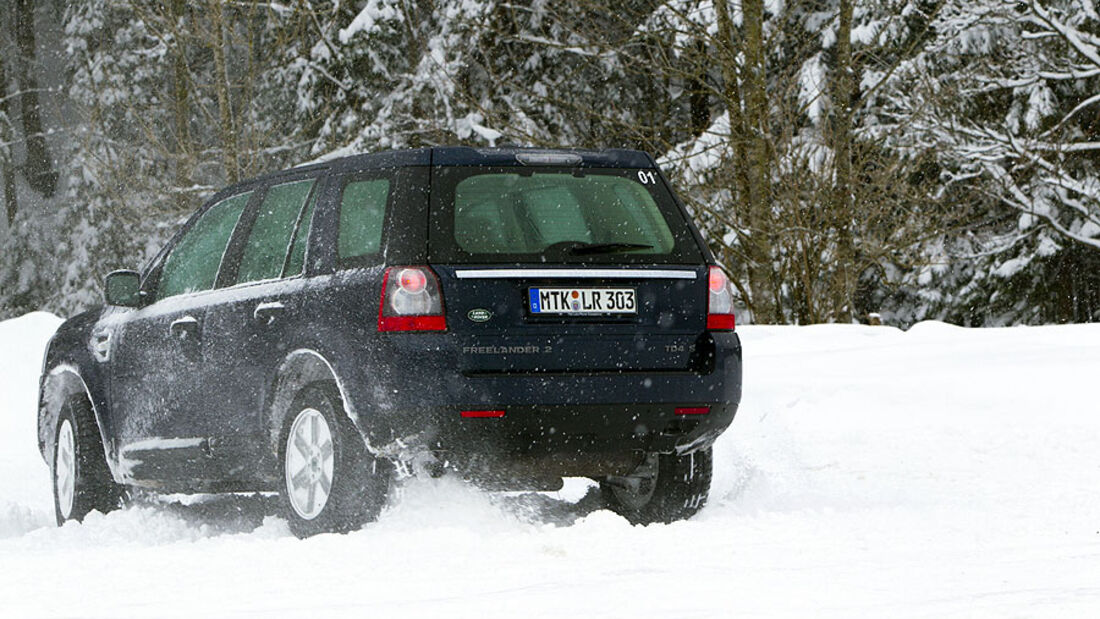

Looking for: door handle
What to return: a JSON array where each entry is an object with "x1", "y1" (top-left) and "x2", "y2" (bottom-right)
[
  {"x1": 253, "y1": 301, "x2": 286, "y2": 325},
  {"x1": 169, "y1": 315, "x2": 201, "y2": 341}
]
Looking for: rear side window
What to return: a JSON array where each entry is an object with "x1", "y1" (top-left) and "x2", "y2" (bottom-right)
[
  {"x1": 157, "y1": 191, "x2": 251, "y2": 300},
  {"x1": 338, "y1": 179, "x2": 390, "y2": 260},
  {"x1": 431, "y1": 167, "x2": 699, "y2": 264},
  {"x1": 236, "y1": 179, "x2": 315, "y2": 284}
]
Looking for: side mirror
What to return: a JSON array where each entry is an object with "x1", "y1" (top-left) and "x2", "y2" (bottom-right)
[{"x1": 105, "y1": 270, "x2": 143, "y2": 307}]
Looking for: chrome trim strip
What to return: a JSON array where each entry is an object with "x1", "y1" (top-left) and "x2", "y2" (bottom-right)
[{"x1": 454, "y1": 268, "x2": 697, "y2": 280}]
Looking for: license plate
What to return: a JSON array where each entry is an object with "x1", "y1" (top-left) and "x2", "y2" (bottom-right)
[{"x1": 528, "y1": 287, "x2": 637, "y2": 314}]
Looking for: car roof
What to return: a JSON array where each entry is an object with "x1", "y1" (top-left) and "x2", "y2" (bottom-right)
[
  {"x1": 211, "y1": 146, "x2": 657, "y2": 204},
  {"x1": 323, "y1": 146, "x2": 656, "y2": 171}
]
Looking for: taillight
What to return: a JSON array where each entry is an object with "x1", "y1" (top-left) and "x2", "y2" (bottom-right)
[
  {"x1": 378, "y1": 266, "x2": 447, "y2": 332},
  {"x1": 707, "y1": 266, "x2": 736, "y2": 331},
  {"x1": 460, "y1": 410, "x2": 506, "y2": 418}
]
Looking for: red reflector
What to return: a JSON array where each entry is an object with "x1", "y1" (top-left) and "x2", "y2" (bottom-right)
[
  {"x1": 461, "y1": 410, "x2": 506, "y2": 418},
  {"x1": 378, "y1": 315, "x2": 447, "y2": 332},
  {"x1": 675, "y1": 407, "x2": 710, "y2": 416},
  {"x1": 707, "y1": 314, "x2": 736, "y2": 330}
]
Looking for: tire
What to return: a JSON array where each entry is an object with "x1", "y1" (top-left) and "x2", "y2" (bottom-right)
[
  {"x1": 600, "y1": 447, "x2": 713, "y2": 525},
  {"x1": 277, "y1": 382, "x2": 390, "y2": 538},
  {"x1": 52, "y1": 396, "x2": 123, "y2": 525}
]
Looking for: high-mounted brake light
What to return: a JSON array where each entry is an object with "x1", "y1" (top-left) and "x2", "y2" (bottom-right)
[
  {"x1": 706, "y1": 266, "x2": 736, "y2": 331},
  {"x1": 378, "y1": 266, "x2": 447, "y2": 332},
  {"x1": 515, "y1": 152, "x2": 583, "y2": 166}
]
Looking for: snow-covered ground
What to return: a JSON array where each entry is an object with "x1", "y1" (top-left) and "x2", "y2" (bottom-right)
[{"x1": 2, "y1": 312, "x2": 1099, "y2": 617}]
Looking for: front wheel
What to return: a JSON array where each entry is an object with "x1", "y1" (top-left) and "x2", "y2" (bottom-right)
[
  {"x1": 600, "y1": 447, "x2": 713, "y2": 525},
  {"x1": 278, "y1": 382, "x2": 390, "y2": 538},
  {"x1": 52, "y1": 397, "x2": 123, "y2": 525}
]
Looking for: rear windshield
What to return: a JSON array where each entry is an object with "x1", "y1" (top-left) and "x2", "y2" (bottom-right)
[{"x1": 429, "y1": 167, "x2": 703, "y2": 264}]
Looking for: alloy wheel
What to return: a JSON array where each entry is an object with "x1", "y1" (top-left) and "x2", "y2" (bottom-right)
[
  {"x1": 55, "y1": 419, "x2": 76, "y2": 520},
  {"x1": 284, "y1": 408, "x2": 335, "y2": 520}
]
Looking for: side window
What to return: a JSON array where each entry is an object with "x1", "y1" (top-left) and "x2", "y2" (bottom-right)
[
  {"x1": 338, "y1": 179, "x2": 390, "y2": 260},
  {"x1": 283, "y1": 189, "x2": 318, "y2": 278},
  {"x1": 236, "y1": 179, "x2": 315, "y2": 284},
  {"x1": 157, "y1": 191, "x2": 251, "y2": 300}
]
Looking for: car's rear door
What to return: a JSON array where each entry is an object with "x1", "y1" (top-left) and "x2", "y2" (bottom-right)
[
  {"x1": 196, "y1": 171, "x2": 325, "y2": 482},
  {"x1": 428, "y1": 162, "x2": 711, "y2": 376}
]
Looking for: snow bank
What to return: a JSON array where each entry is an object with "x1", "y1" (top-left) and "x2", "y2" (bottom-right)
[
  {"x1": 2, "y1": 312, "x2": 1100, "y2": 616},
  {"x1": 0, "y1": 312, "x2": 62, "y2": 538}
]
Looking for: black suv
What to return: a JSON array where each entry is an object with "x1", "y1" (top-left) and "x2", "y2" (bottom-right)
[{"x1": 38, "y1": 147, "x2": 742, "y2": 536}]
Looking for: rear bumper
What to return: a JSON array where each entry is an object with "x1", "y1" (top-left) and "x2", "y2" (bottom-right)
[{"x1": 341, "y1": 331, "x2": 742, "y2": 475}]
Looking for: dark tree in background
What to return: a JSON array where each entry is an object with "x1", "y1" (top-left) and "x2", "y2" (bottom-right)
[
  {"x1": 0, "y1": 53, "x2": 17, "y2": 226},
  {"x1": 12, "y1": 0, "x2": 56, "y2": 199}
]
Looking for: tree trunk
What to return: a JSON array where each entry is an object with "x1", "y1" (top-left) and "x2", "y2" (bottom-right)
[
  {"x1": 168, "y1": 0, "x2": 193, "y2": 213},
  {"x1": 830, "y1": 0, "x2": 856, "y2": 322},
  {"x1": 687, "y1": 38, "x2": 710, "y2": 138},
  {"x1": 13, "y1": 0, "x2": 56, "y2": 197},
  {"x1": 210, "y1": 0, "x2": 239, "y2": 184},
  {"x1": 0, "y1": 53, "x2": 18, "y2": 225},
  {"x1": 2, "y1": 164, "x2": 14, "y2": 227},
  {"x1": 715, "y1": 0, "x2": 776, "y2": 323}
]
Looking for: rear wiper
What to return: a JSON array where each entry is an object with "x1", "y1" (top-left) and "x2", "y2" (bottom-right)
[{"x1": 569, "y1": 242, "x2": 654, "y2": 255}]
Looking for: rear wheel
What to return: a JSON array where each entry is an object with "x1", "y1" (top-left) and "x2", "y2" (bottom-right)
[
  {"x1": 600, "y1": 447, "x2": 713, "y2": 525},
  {"x1": 52, "y1": 397, "x2": 123, "y2": 525},
  {"x1": 278, "y1": 382, "x2": 390, "y2": 537}
]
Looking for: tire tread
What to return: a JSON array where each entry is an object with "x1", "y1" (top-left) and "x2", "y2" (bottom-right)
[
  {"x1": 53, "y1": 396, "x2": 122, "y2": 525},
  {"x1": 601, "y1": 447, "x2": 713, "y2": 525}
]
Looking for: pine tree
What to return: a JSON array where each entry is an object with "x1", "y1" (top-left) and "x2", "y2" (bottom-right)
[{"x1": 878, "y1": 0, "x2": 1100, "y2": 324}]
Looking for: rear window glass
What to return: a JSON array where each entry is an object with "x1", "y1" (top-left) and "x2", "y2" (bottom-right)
[{"x1": 431, "y1": 167, "x2": 700, "y2": 264}]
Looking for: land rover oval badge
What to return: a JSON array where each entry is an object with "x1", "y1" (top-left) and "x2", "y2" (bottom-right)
[{"x1": 467, "y1": 308, "x2": 492, "y2": 323}]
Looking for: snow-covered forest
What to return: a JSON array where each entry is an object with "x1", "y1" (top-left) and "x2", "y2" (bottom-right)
[{"x1": 1, "y1": 0, "x2": 1098, "y2": 325}]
